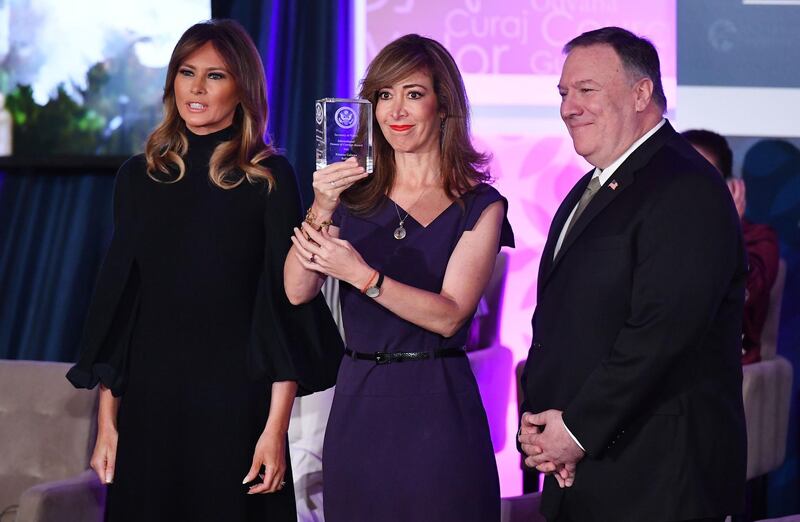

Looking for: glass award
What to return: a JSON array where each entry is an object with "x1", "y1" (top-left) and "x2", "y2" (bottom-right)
[{"x1": 315, "y1": 98, "x2": 373, "y2": 173}]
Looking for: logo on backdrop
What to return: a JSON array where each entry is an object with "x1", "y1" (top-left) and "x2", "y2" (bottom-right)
[{"x1": 334, "y1": 106, "x2": 357, "y2": 129}]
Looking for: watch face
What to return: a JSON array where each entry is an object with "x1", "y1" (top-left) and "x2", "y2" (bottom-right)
[{"x1": 365, "y1": 286, "x2": 380, "y2": 298}]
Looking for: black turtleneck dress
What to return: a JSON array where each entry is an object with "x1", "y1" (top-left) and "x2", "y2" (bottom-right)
[{"x1": 67, "y1": 127, "x2": 343, "y2": 521}]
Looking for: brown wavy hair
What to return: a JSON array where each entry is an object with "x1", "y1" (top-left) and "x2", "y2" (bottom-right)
[
  {"x1": 341, "y1": 34, "x2": 490, "y2": 214},
  {"x1": 144, "y1": 19, "x2": 275, "y2": 190}
]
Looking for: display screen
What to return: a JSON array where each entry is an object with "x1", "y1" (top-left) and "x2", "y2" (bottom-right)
[
  {"x1": 0, "y1": 0, "x2": 211, "y2": 158},
  {"x1": 676, "y1": 0, "x2": 800, "y2": 138}
]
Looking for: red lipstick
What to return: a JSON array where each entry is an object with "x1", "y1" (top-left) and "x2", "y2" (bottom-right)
[{"x1": 389, "y1": 124, "x2": 414, "y2": 131}]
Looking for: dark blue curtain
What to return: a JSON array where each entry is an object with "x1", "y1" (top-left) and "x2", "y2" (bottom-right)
[
  {"x1": 0, "y1": 0, "x2": 352, "y2": 362},
  {"x1": 0, "y1": 171, "x2": 115, "y2": 360},
  {"x1": 214, "y1": 0, "x2": 353, "y2": 206}
]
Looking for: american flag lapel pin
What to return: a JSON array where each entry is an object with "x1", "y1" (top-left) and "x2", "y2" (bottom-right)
[{"x1": 609, "y1": 179, "x2": 619, "y2": 190}]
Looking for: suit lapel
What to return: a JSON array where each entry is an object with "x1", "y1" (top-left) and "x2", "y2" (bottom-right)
[
  {"x1": 549, "y1": 168, "x2": 633, "y2": 270},
  {"x1": 537, "y1": 170, "x2": 593, "y2": 290},
  {"x1": 542, "y1": 121, "x2": 678, "y2": 287}
]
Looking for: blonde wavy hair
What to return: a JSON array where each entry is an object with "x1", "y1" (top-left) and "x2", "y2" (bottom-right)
[{"x1": 145, "y1": 19, "x2": 274, "y2": 190}]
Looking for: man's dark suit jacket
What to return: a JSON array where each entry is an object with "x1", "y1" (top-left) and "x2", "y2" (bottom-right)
[{"x1": 522, "y1": 121, "x2": 747, "y2": 522}]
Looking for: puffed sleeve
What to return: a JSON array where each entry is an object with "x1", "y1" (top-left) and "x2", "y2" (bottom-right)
[
  {"x1": 462, "y1": 184, "x2": 515, "y2": 249},
  {"x1": 66, "y1": 157, "x2": 141, "y2": 397},
  {"x1": 247, "y1": 156, "x2": 344, "y2": 395}
]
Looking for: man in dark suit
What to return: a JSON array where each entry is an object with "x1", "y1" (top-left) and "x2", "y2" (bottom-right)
[{"x1": 518, "y1": 27, "x2": 747, "y2": 522}]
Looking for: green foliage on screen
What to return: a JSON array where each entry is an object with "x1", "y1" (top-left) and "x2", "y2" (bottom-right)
[{"x1": 4, "y1": 45, "x2": 166, "y2": 157}]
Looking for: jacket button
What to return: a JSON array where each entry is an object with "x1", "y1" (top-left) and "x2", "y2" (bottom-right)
[{"x1": 532, "y1": 342, "x2": 543, "y2": 350}]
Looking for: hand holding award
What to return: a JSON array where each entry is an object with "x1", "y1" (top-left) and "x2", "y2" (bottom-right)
[{"x1": 315, "y1": 98, "x2": 373, "y2": 173}]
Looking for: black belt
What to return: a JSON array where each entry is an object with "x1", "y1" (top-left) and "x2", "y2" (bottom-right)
[{"x1": 344, "y1": 347, "x2": 466, "y2": 365}]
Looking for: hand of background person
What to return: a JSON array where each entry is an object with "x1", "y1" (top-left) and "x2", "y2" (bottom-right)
[
  {"x1": 726, "y1": 178, "x2": 747, "y2": 219},
  {"x1": 311, "y1": 157, "x2": 369, "y2": 214},
  {"x1": 518, "y1": 409, "x2": 584, "y2": 488},
  {"x1": 291, "y1": 222, "x2": 374, "y2": 289},
  {"x1": 243, "y1": 427, "x2": 287, "y2": 494},
  {"x1": 90, "y1": 425, "x2": 118, "y2": 484}
]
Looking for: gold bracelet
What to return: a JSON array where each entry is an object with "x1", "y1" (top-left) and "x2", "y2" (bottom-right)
[
  {"x1": 302, "y1": 208, "x2": 333, "y2": 245},
  {"x1": 304, "y1": 207, "x2": 333, "y2": 231}
]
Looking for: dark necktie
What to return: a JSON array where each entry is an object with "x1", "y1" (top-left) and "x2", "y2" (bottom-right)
[{"x1": 563, "y1": 176, "x2": 602, "y2": 239}]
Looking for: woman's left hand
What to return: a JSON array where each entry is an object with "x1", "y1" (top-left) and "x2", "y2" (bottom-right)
[
  {"x1": 242, "y1": 428, "x2": 287, "y2": 494},
  {"x1": 291, "y1": 222, "x2": 373, "y2": 288}
]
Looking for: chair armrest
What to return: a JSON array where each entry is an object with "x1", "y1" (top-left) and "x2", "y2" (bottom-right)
[
  {"x1": 467, "y1": 344, "x2": 514, "y2": 451},
  {"x1": 742, "y1": 355, "x2": 794, "y2": 479},
  {"x1": 16, "y1": 470, "x2": 105, "y2": 522},
  {"x1": 501, "y1": 492, "x2": 546, "y2": 522}
]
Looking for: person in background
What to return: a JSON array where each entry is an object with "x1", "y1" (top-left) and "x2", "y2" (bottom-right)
[
  {"x1": 66, "y1": 19, "x2": 342, "y2": 521},
  {"x1": 683, "y1": 129, "x2": 780, "y2": 364},
  {"x1": 284, "y1": 34, "x2": 513, "y2": 522}
]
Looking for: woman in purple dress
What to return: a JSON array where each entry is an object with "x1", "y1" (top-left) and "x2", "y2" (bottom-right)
[{"x1": 284, "y1": 34, "x2": 513, "y2": 521}]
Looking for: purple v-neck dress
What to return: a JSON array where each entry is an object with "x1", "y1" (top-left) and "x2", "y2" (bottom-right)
[{"x1": 323, "y1": 183, "x2": 514, "y2": 522}]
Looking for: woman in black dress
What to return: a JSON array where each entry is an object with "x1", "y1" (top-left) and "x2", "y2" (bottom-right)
[{"x1": 66, "y1": 20, "x2": 341, "y2": 521}]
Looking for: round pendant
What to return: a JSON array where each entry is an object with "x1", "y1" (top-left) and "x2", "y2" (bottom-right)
[{"x1": 393, "y1": 225, "x2": 407, "y2": 240}]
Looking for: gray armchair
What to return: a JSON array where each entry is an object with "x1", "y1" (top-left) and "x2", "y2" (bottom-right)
[
  {"x1": 501, "y1": 491, "x2": 546, "y2": 522},
  {"x1": 742, "y1": 259, "x2": 793, "y2": 480},
  {"x1": 0, "y1": 360, "x2": 104, "y2": 522},
  {"x1": 467, "y1": 252, "x2": 514, "y2": 451}
]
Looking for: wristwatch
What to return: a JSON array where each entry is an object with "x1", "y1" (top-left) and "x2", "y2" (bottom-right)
[{"x1": 365, "y1": 272, "x2": 384, "y2": 298}]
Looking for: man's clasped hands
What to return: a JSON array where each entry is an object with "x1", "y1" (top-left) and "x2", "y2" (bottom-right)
[{"x1": 518, "y1": 409, "x2": 586, "y2": 488}]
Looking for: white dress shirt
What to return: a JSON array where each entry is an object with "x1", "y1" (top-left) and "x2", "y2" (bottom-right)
[{"x1": 553, "y1": 119, "x2": 666, "y2": 260}]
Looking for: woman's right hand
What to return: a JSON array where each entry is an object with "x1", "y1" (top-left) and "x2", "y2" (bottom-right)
[
  {"x1": 311, "y1": 157, "x2": 368, "y2": 214},
  {"x1": 91, "y1": 425, "x2": 118, "y2": 484}
]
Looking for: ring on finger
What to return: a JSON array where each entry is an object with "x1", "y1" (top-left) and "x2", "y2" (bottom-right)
[
  {"x1": 329, "y1": 179, "x2": 336, "y2": 186},
  {"x1": 279, "y1": 480, "x2": 286, "y2": 487}
]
